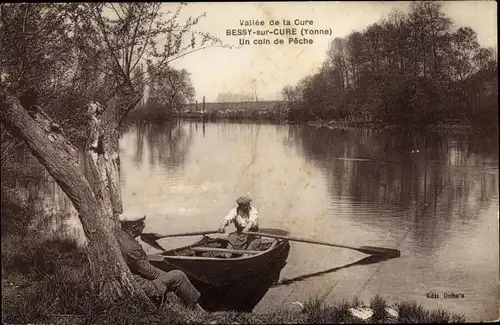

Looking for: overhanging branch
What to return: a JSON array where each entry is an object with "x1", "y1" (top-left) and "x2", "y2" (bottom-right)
[
  {"x1": 0, "y1": 94, "x2": 101, "y2": 235},
  {"x1": 99, "y1": 86, "x2": 142, "y2": 132}
]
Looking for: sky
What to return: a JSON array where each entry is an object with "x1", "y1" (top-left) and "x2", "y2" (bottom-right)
[{"x1": 164, "y1": 1, "x2": 498, "y2": 102}]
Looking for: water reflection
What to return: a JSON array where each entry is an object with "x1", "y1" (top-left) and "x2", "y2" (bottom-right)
[
  {"x1": 122, "y1": 119, "x2": 193, "y2": 172},
  {"x1": 119, "y1": 121, "x2": 498, "y2": 321},
  {"x1": 288, "y1": 126, "x2": 498, "y2": 255},
  {"x1": 275, "y1": 254, "x2": 398, "y2": 287},
  {"x1": 290, "y1": 127, "x2": 497, "y2": 203}
]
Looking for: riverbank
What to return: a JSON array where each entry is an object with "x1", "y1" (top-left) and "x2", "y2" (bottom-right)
[
  {"x1": 2, "y1": 236, "x2": 467, "y2": 324},
  {"x1": 302, "y1": 119, "x2": 497, "y2": 134},
  {"x1": 2, "y1": 276, "x2": 467, "y2": 324},
  {"x1": 125, "y1": 115, "x2": 497, "y2": 135}
]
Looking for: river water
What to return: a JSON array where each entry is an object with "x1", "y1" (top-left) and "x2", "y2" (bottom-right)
[{"x1": 119, "y1": 120, "x2": 498, "y2": 321}]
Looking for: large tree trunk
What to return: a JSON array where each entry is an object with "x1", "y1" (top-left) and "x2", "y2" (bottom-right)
[{"x1": 0, "y1": 91, "x2": 150, "y2": 307}]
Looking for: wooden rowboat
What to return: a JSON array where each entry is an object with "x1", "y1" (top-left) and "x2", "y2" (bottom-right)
[{"x1": 146, "y1": 228, "x2": 291, "y2": 312}]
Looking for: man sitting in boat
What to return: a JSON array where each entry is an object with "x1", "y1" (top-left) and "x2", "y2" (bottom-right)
[
  {"x1": 116, "y1": 213, "x2": 205, "y2": 311},
  {"x1": 218, "y1": 196, "x2": 261, "y2": 251}
]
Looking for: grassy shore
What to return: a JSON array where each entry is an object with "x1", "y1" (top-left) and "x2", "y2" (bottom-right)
[{"x1": 1, "y1": 235, "x2": 467, "y2": 324}]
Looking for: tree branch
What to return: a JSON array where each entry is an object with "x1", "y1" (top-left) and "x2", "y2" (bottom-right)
[
  {"x1": 0, "y1": 94, "x2": 153, "y2": 304},
  {"x1": 99, "y1": 86, "x2": 142, "y2": 133},
  {"x1": 109, "y1": 3, "x2": 124, "y2": 23},
  {"x1": 0, "y1": 94, "x2": 97, "y2": 228},
  {"x1": 32, "y1": 4, "x2": 70, "y2": 40},
  {"x1": 129, "y1": 4, "x2": 161, "y2": 74},
  {"x1": 89, "y1": 4, "x2": 129, "y2": 84},
  {"x1": 126, "y1": 4, "x2": 146, "y2": 77}
]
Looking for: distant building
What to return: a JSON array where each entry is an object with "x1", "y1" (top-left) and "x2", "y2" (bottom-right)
[{"x1": 183, "y1": 101, "x2": 288, "y2": 113}]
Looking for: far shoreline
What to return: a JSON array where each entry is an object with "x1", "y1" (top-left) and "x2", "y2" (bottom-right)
[{"x1": 124, "y1": 115, "x2": 497, "y2": 134}]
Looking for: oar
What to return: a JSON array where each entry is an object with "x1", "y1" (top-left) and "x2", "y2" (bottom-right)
[
  {"x1": 140, "y1": 229, "x2": 220, "y2": 251},
  {"x1": 141, "y1": 229, "x2": 220, "y2": 241},
  {"x1": 246, "y1": 231, "x2": 401, "y2": 257}
]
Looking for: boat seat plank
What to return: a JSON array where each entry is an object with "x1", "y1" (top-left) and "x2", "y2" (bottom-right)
[{"x1": 191, "y1": 247, "x2": 262, "y2": 255}]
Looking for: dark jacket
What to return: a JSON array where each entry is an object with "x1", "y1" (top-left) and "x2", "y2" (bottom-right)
[{"x1": 116, "y1": 229, "x2": 160, "y2": 281}]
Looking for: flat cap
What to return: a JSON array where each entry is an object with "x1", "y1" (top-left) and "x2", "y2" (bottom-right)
[
  {"x1": 118, "y1": 212, "x2": 146, "y2": 223},
  {"x1": 236, "y1": 196, "x2": 252, "y2": 205}
]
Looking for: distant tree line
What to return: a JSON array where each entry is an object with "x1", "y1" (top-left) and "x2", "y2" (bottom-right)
[
  {"x1": 283, "y1": 1, "x2": 498, "y2": 126},
  {"x1": 128, "y1": 65, "x2": 196, "y2": 120},
  {"x1": 216, "y1": 92, "x2": 256, "y2": 103},
  {"x1": 1, "y1": 2, "x2": 227, "y2": 307}
]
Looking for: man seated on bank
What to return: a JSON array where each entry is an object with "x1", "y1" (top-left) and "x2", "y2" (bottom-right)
[
  {"x1": 117, "y1": 213, "x2": 205, "y2": 311},
  {"x1": 218, "y1": 196, "x2": 261, "y2": 251}
]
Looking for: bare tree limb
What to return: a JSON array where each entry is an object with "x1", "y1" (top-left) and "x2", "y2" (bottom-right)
[
  {"x1": 109, "y1": 3, "x2": 124, "y2": 23},
  {"x1": 88, "y1": 3, "x2": 129, "y2": 84},
  {"x1": 125, "y1": 4, "x2": 146, "y2": 77},
  {"x1": 0, "y1": 93, "x2": 149, "y2": 305},
  {"x1": 129, "y1": 4, "x2": 161, "y2": 74}
]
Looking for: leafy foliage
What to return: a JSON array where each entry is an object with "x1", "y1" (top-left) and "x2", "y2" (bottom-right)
[
  {"x1": 283, "y1": 1, "x2": 498, "y2": 126},
  {"x1": 147, "y1": 66, "x2": 195, "y2": 115},
  {"x1": 1, "y1": 3, "x2": 228, "y2": 134},
  {"x1": 1, "y1": 2, "x2": 231, "y2": 307}
]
